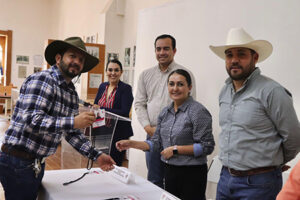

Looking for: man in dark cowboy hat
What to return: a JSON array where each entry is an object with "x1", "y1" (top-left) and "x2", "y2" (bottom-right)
[{"x1": 0, "y1": 37, "x2": 115, "y2": 200}]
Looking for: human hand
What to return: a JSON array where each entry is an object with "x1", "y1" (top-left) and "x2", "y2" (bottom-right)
[
  {"x1": 74, "y1": 111, "x2": 96, "y2": 129},
  {"x1": 116, "y1": 140, "x2": 131, "y2": 152},
  {"x1": 161, "y1": 146, "x2": 174, "y2": 160},
  {"x1": 92, "y1": 104, "x2": 100, "y2": 110},
  {"x1": 97, "y1": 153, "x2": 116, "y2": 171},
  {"x1": 144, "y1": 125, "x2": 156, "y2": 137}
]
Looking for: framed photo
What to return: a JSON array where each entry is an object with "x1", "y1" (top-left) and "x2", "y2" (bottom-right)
[
  {"x1": 86, "y1": 34, "x2": 98, "y2": 44},
  {"x1": 133, "y1": 45, "x2": 136, "y2": 67},
  {"x1": 86, "y1": 36, "x2": 91, "y2": 43},
  {"x1": 18, "y1": 65, "x2": 27, "y2": 78},
  {"x1": 124, "y1": 48, "x2": 130, "y2": 67},
  {"x1": 107, "y1": 53, "x2": 119, "y2": 62},
  {"x1": 86, "y1": 46, "x2": 99, "y2": 58},
  {"x1": 33, "y1": 67, "x2": 42, "y2": 73},
  {"x1": 16, "y1": 55, "x2": 29, "y2": 64}
]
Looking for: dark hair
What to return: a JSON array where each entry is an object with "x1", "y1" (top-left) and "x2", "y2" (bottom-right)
[
  {"x1": 168, "y1": 69, "x2": 192, "y2": 86},
  {"x1": 250, "y1": 49, "x2": 257, "y2": 55},
  {"x1": 106, "y1": 59, "x2": 123, "y2": 71},
  {"x1": 154, "y1": 34, "x2": 176, "y2": 49},
  {"x1": 57, "y1": 48, "x2": 68, "y2": 57}
]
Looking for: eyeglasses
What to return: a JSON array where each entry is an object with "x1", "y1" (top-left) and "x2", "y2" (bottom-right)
[{"x1": 107, "y1": 68, "x2": 121, "y2": 72}]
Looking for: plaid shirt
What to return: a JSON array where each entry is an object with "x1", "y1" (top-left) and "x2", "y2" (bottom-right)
[{"x1": 3, "y1": 65, "x2": 101, "y2": 160}]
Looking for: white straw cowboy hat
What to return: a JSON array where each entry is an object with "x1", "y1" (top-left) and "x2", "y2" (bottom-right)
[
  {"x1": 209, "y1": 28, "x2": 273, "y2": 63},
  {"x1": 45, "y1": 37, "x2": 99, "y2": 73}
]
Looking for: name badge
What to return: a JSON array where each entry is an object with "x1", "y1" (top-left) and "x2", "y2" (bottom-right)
[
  {"x1": 93, "y1": 109, "x2": 105, "y2": 128},
  {"x1": 111, "y1": 165, "x2": 134, "y2": 184},
  {"x1": 160, "y1": 192, "x2": 180, "y2": 200}
]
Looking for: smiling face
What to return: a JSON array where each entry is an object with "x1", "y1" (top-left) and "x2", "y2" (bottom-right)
[
  {"x1": 56, "y1": 48, "x2": 85, "y2": 80},
  {"x1": 168, "y1": 73, "x2": 191, "y2": 105},
  {"x1": 155, "y1": 38, "x2": 176, "y2": 69},
  {"x1": 106, "y1": 62, "x2": 122, "y2": 85},
  {"x1": 225, "y1": 47, "x2": 258, "y2": 81}
]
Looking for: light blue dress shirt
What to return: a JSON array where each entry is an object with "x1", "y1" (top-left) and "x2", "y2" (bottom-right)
[{"x1": 219, "y1": 68, "x2": 300, "y2": 170}]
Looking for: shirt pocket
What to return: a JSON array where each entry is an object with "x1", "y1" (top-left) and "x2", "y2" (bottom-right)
[{"x1": 232, "y1": 98, "x2": 271, "y2": 129}]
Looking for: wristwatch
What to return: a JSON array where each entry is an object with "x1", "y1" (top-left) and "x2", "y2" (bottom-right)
[{"x1": 173, "y1": 145, "x2": 178, "y2": 155}]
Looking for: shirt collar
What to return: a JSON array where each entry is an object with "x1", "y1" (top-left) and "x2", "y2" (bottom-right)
[
  {"x1": 225, "y1": 67, "x2": 261, "y2": 87},
  {"x1": 168, "y1": 96, "x2": 194, "y2": 113},
  {"x1": 156, "y1": 60, "x2": 176, "y2": 73}
]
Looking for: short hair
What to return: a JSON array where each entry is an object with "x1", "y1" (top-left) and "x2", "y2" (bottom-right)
[
  {"x1": 57, "y1": 48, "x2": 68, "y2": 57},
  {"x1": 106, "y1": 59, "x2": 123, "y2": 71},
  {"x1": 250, "y1": 49, "x2": 257, "y2": 55},
  {"x1": 168, "y1": 69, "x2": 192, "y2": 86},
  {"x1": 154, "y1": 34, "x2": 176, "y2": 49}
]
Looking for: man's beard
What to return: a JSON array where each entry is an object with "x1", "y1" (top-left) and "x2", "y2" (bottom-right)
[
  {"x1": 59, "y1": 60, "x2": 80, "y2": 79},
  {"x1": 227, "y1": 59, "x2": 255, "y2": 81}
]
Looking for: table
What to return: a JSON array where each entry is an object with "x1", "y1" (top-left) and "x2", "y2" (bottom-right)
[
  {"x1": 0, "y1": 95, "x2": 11, "y2": 118},
  {"x1": 39, "y1": 168, "x2": 172, "y2": 200}
]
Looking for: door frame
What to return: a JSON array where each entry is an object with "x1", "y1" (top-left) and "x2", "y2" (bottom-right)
[{"x1": 0, "y1": 30, "x2": 12, "y2": 86}]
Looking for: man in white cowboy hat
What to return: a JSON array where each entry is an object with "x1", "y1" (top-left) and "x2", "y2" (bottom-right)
[
  {"x1": 0, "y1": 37, "x2": 115, "y2": 200},
  {"x1": 210, "y1": 28, "x2": 300, "y2": 199}
]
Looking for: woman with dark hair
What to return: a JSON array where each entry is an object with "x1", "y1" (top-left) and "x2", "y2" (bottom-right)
[
  {"x1": 94, "y1": 59, "x2": 133, "y2": 166},
  {"x1": 116, "y1": 69, "x2": 215, "y2": 200}
]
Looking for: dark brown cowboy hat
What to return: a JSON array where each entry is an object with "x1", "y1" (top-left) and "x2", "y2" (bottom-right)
[{"x1": 44, "y1": 37, "x2": 99, "y2": 73}]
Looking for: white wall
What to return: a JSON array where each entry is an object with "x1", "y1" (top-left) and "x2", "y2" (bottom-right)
[
  {"x1": 51, "y1": 0, "x2": 109, "y2": 41},
  {"x1": 132, "y1": 0, "x2": 300, "y2": 197},
  {"x1": 0, "y1": 0, "x2": 55, "y2": 88},
  {"x1": 0, "y1": 0, "x2": 110, "y2": 90},
  {"x1": 50, "y1": 0, "x2": 109, "y2": 97}
]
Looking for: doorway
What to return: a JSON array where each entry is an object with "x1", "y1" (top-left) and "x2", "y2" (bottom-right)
[{"x1": 0, "y1": 30, "x2": 12, "y2": 86}]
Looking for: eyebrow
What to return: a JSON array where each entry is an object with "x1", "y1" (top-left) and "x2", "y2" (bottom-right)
[{"x1": 225, "y1": 48, "x2": 248, "y2": 54}]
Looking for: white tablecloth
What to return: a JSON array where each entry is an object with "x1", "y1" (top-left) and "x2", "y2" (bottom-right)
[{"x1": 38, "y1": 168, "x2": 168, "y2": 200}]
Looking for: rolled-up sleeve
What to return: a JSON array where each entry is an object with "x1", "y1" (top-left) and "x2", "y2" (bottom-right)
[{"x1": 189, "y1": 104, "x2": 215, "y2": 156}]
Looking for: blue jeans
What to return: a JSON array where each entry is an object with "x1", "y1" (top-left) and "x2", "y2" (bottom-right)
[
  {"x1": 145, "y1": 151, "x2": 164, "y2": 188},
  {"x1": 216, "y1": 166, "x2": 282, "y2": 200},
  {"x1": 0, "y1": 152, "x2": 45, "y2": 200}
]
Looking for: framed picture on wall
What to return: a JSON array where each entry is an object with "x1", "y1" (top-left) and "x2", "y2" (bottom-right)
[
  {"x1": 33, "y1": 67, "x2": 42, "y2": 73},
  {"x1": 86, "y1": 46, "x2": 99, "y2": 58},
  {"x1": 18, "y1": 65, "x2": 27, "y2": 78},
  {"x1": 124, "y1": 47, "x2": 130, "y2": 67},
  {"x1": 133, "y1": 45, "x2": 136, "y2": 67},
  {"x1": 16, "y1": 55, "x2": 29, "y2": 64},
  {"x1": 107, "y1": 53, "x2": 119, "y2": 63}
]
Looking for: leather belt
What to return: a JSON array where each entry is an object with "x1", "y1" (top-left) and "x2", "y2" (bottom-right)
[
  {"x1": 1, "y1": 144, "x2": 37, "y2": 161},
  {"x1": 224, "y1": 166, "x2": 277, "y2": 177}
]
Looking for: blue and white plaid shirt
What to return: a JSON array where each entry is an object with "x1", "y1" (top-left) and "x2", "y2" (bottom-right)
[{"x1": 3, "y1": 65, "x2": 101, "y2": 160}]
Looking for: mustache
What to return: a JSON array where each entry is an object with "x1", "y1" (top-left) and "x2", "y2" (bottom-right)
[
  {"x1": 229, "y1": 64, "x2": 242, "y2": 70},
  {"x1": 69, "y1": 63, "x2": 80, "y2": 70}
]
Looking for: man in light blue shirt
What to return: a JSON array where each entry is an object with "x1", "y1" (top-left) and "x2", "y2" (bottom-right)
[{"x1": 210, "y1": 28, "x2": 300, "y2": 199}]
